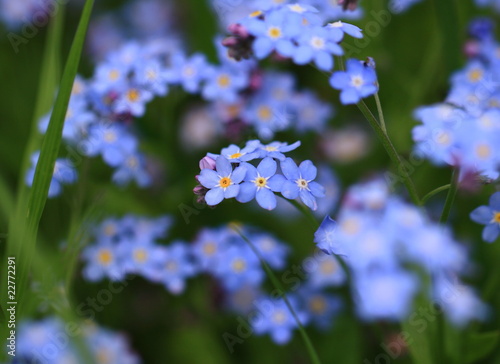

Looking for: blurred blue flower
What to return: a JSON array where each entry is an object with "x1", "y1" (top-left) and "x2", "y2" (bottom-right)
[
  {"x1": 292, "y1": 26, "x2": 343, "y2": 70},
  {"x1": 470, "y1": 191, "x2": 500, "y2": 242},
  {"x1": 257, "y1": 140, "x2": 301, "y2": 161},
  {"x1": 81, "y1": 242, "x2": 125, "y2": 282},
  {"x1": 25, "y1": 152, "x2": 78, "y2": 198},
  {"x1": 330, "y1": 58, "x2": 378, "y2": 104},
  {"x1": 202, "y1": 65, "x2": 249, "y2": 103},
  {"x1": 207, "y1": 140, "x2": 261, "y2": 163},
  {"x1": 167, "y1": 52, "x2": 209, "y2": 93}
]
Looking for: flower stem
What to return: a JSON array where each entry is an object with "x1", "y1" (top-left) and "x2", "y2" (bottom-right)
[
  {"x1": 282, "y1": 197, "x2": 320, "y2": 229},
  {"x1": 420, "y1": 184, "x2": 451, "y2": 206},
  {"x1": 374, "y1": 92, "x2": 387, "y2": 134},
  {"x1": 356, "y1": 100, "x2": 421, "y2": 206},
  {"x1": 231, "y1": 225, "x2": 322, "y2": 364},
  {"x1": 439, "y1": 169, "x2": 458, "y2": 224}
]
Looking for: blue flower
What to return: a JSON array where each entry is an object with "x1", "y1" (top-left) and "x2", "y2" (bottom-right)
[
  {"x1": 202, "y1": 65, "x2": 249, "y2": 103},
  {"x1": 251, "y1": 232, "x2": 290, "y2": 269},
  {"x1": 118, "y1": 242, "x2": 165, "y2": 280},
  {"x1": 81, "y1": 242, "x2": 125, "y2": 282},
  {"x1": 112, "y1": 152, "x2": 152, "y2": 188},
  {"x1": 133, "y1": 58, "x2": 170, "y2": 96},
  {"x1": 214, "y1": 244, "x2": 264, "y2": 291},
  {"x1": 470, "y1": 191, "x2": 500, "y2": 242},
  {"x1": 292, "y1": 26, "x2": 343, "y2": 70},
  {"x1": 25, "y1": 152, "x2": 78, "y2": 198},
  {"x1": 245, "y1": 8, "x2": 300, "y2": 59},
  {"x1": 236, "y1": 157, "x2": 285, "y2": 210},
  {"x1": 280, "y1": 158, "x2": 325, "y2": 210},
  {"x1": 198, "y1": 156, "x2": 247, "y2": 206},
  {"x1": 251, "y1": 296, "x2": 309, "y2": 345},
  {"x1": 167, "y1": 52, "x2": 209, "y2": 93},
  {"x1": 113, "y1": 86, "x2": 154, "y2": 117},
  {"x1": 207, "y1": 140, "x2": 261, "y2": 163},
  {"x1": 244, "y1": 95, "x2": 291, "y2": 139},
  {"x1": 151, "y1": 242, "x2": 197, "y2": 294},
  {"x1": 303, "y1": 250, "x2": 346, "y2": 288},
  {"x1": 330, "y1": 58, "x2": 378, "y2": 104},
  {"x1": 292, "y1": 91, "x2": 333, "y2": 133},
  {"x1": 257, "y1": 140, "x2": 301, "y2": 161},
  {"x1": 192, "y1": 227, "x2": 232, "y2": 272},
  {"x1": 297, "y1": 287, "x2": 342, "y2": 330}
]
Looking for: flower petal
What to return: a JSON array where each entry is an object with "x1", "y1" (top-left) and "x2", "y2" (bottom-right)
[
  {"x1": 232, "y1": 164, "x2": 247, "y2": 184},
  {"x1": 299, "y1": 160, "x2": 317, "y2": 181},
  {"x1": 205, "y1": 187, "x2": 224, "y2": 206},
  {"x1": 309, "y1": 181, "x2": 325, "y2": 197},
  {"x1": 470, "y1": 206, "x2": 493, "y2": 224},
  {"x1": 258, "y1": 157, "x2": 277, "y2": 178},
  {"x1": 198, "y1": 169, "x2": 219, "y2": 188},
  {"x1": 256, "y1": 188, "x2": 277, "y2": 210},
  {"x1": 267, "y1": 174, "x2": 286, "y2": 192},
  {"x1": 482, "y1": 223, "x2": 499, "y2": 243},
  {"x1": 300, "y1": 189, "x2": 317, "y2": 210},
  {"x1": 224, "y1": 184, "x2": 240, "y2": 199},
  {"x1": 216, "y1": 156, "x2": 232, "y2": 176},
  {"x1": 236, "y1": 182, "x2": 257, "y2": 203},
  {"x1": 489, "y1": 192, "x2": 500, "y2": 209},
  {"x1": 281, "y1": 179, "x2": 300, "y2": 199},
  {"x1": 281, "y1": 157, "x2": 300, "y2": 180}
]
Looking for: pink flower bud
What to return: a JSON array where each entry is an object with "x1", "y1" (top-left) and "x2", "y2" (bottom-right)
[{"x1": 199, "y1": 156, "x2": 216, "y2": 170}]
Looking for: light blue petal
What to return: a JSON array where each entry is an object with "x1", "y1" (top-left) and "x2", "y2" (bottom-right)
[
  {"x1": 205, "y1": 188, "x2": 224, "y2": 206},
  {"x1": 280, "y1": 141, "x2": 301, "y2": 153},
  {"x1": 299, "y1": 160, "x2": 317, "y2": 180},
  {"x1": 340, "y1": 88, "x2": 360, "y2": 104},
  {"x1": 309, "y1": 181, "x2": 325, "y2": 197},
  {"x1": 103, "y1": 148, "x2": 125, "y2": 167},
  {"x1": 256, "y1": 188, "x2": 277, "y2": 210},
  {"x1": 489, "y1": 192, "x2": 500, "y2": 209},
  {"x1": 314, "y1": 52, "x2": 333, "y2": 71},
  {"x1": 276, "y1": 39, "x2": 295, "y2": 57},
  {"x1": 470, "y1": 206, "x2": 493, "y2": 224},
  {"x1": 281, "y1": 157, "x2": 300, "y2": 180},
  {"x1": 329, "y1": 72, "x2": 350, "y2": 90},
  {"x1": 258, "y1": 157, "x2": 277, "y2": 178},
  {"x1": 300, "y1": 189, "x2": 318, "y2": 210},
  {"x1": 253, "y1": 37, "x2": 274, "y2": 59},
  {"x1": 224, "y1": 184, "x2": 240, "y2": 199},
  {"x1": 482, "y1": 224, "x2": 499, "y2": 243},
  {"x1": 236, "y1": 182, "x2": 257, "y2": 203},
  {"x1": 293, "y1": 45, "x2": 314, "y2": 65},
  {"x1": 281, "y1": 180, "x2": 300, "y2": 199},
  {"x1": 267, "y1": 174, "x2": 286, "y2": 192},
  {"x1": 216, "y1": 156, "x2": 232, "y2": 176},
  {"x1": 198, "y1": 169, "x2": 219, "y2": 188},
  {"x1": 232, "y1": 164, "x2": 247, "y2": 184},
  {"x1": 272, "y1": 328, "x2": 292, "y2": 345}
]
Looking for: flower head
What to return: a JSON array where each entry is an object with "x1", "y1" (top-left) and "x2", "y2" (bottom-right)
[
  {"x1": 329, "y1": 58, "x2": 378, "y2": 104},
  {"x1": 470, "y1": 191, "x2": 500, "y2": 242}
]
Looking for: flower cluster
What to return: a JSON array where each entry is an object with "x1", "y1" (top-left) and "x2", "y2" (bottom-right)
[
  {"x1": 412, "y1": 19, "x2": 500, "y2": 181},
  {"x1": 16, "y1": 317, "x2": 140, "y2": 364},
  {"x1": 315, "y1": 178, "x2": 487, "y2": 325},
  {"x1": 470, "y1": 191, "x2": 500, "y2": 242},
  {"x1": 196, "y1": 140, "x2": 325, "y2": 210}
]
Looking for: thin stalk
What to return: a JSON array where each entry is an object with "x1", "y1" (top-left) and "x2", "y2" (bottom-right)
[
  {"x1": 374, "y1": 92, "x2": 387, "y2": 134},
  {"x1": 232, "y1": 225, "x2": 322, "y2": 364},
  {"x1": 280, "y1": 196, "x2": 319, "y2": 229},
  {"x1": 420, "y1": 184, "x2": 451, "y2": 206},
  {"x1": 357, "y1": 100, "x2": 421, "y2": 205},
  {"x1": 439, "y1": 169, "x2": 458, "y2": 224}
]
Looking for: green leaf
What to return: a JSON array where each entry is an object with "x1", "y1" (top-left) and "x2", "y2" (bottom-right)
[{"x1": 464, "y1": 331, "x2": 499, "y2": 364}]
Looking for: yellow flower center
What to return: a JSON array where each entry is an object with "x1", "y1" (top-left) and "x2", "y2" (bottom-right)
[
  {"x1": 146, "y1": 69, "x2": 157, "y2": 80},
  {"x1": 258, "y1": 106, "x2": 272, "y2": 121},
  {"x1": 134, "y1": 249, "x2": 148, "y2": 263},
  {"x1": 494, "y1": 212, "x2": 500, "y2": 224},
  {"x1": 219, "y1": 177, "x2": 232, "y2": 188},
  {"x1": 265, "y1": 145, "x2": 278, "y2": 151},
  {"x1": 127, "y1": 89, "x2": 140, "y2": 102},
  {"x1": 341, "y1": 218, "x2": 360, "y2": 235},
  {"x1": 267, "y1": 26, "x2": 282, "y2": 39},
  {"x1": 297, "y1": 178, "x2": 308, "y2": 189},
  {"x1": 232, "y1": 259, "x2": 246, "y2": 272},
  {"x1": 127, "y1": 157, "x2": 139, "y2": 168},
  {"x1": 166, "y1": 261, "x2": 178, "y2": 271},
  {"x1": 436, "y1": 131, "x2": 451, "y2": 146},
  {"x1": 253, "y1": 176, "x2": 268, "y2": 188},
  {"x1": 476, "y1": 144, "x2": 492, "y2": 159},
  {"x1": 309, "y1": 296, "x2": 327, "y2": 314},
  {"x1": 351, "y1": 75, "x2": 364, "y2": 87},
  {"x1": 203, "y1": 242, "x2": 216, "y2": 256},
  {"x1": 468, "y1": 69, "x2": 483, "y2": 82},
  {"x1": 230, "y1": 152, "x2": 242, "y2": 159},
  {"x1": 217, "y1": 74, "x2": 231, "y2": 88},
  {"x1": 98, "y1": 250, "x2": 113, "y2": 266},
  {"x1": 249, "y1": 10, "x2": 263, "y2": 17},
  {"x1": 183, "y1": 66, "x2": 195, "y2": 77},
  {"x1": 104, "y1": 131, "x2": 117, "y2": 143},
  {"x1": 109, "y1": 70, "x2": 120, "y2": 81},
  {"x1": 320, "y1": 260, "x2": 336, "y2": 274},
  {"x1": 310, "y1": 36, "x2": 325, "y2": 49},
  {"x1": 272, "y1": 310, "x2": 286, "y2": 323}
]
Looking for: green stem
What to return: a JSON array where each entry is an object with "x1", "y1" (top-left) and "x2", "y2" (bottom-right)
[
  {"x1": 420, "y1": 184, "x2": 451, "y2": 206},
  {"x1": 356, "y1": 100, "x2": 421, "y2": 206},
  {"x1": 374, "y1": 92, "x2": 387, "y2": 134},
  {"x1": 231, "y1": 225, "x2": 322, "y2": 364},
  {"x1": 439, "y1": 169, "x2": 458, "y2": 224},
  {"x1": 281, "y1": 196, "x2": 319, "y2": 229}
]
